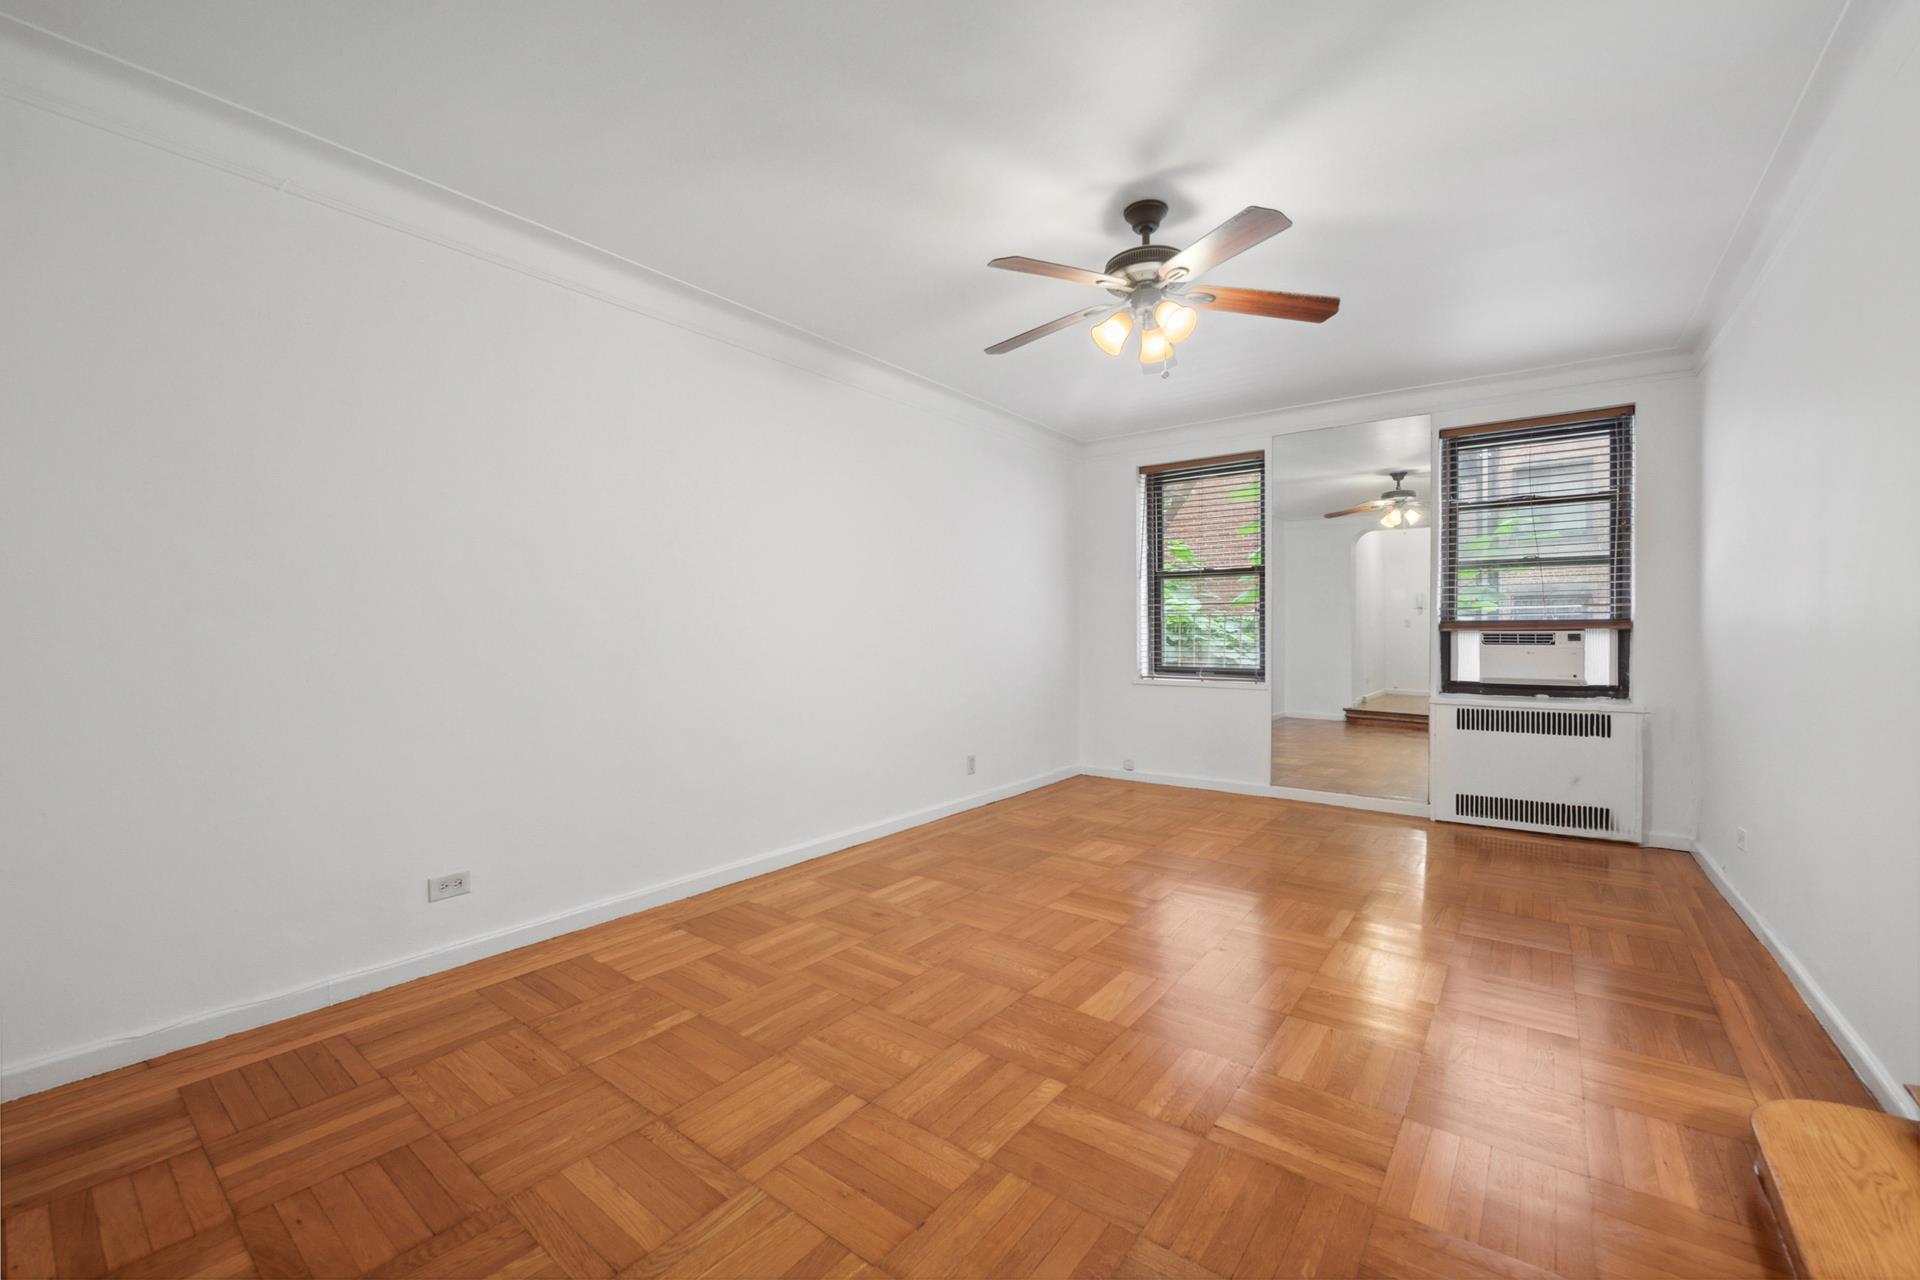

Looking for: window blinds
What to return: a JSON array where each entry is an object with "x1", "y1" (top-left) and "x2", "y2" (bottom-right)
[
  {"x1": 1141, "y1": 453, "x2": 1265, "y2": 678},
  {"x1": 1438, "y1": 408, "x2": 1634, "y2": 630}
]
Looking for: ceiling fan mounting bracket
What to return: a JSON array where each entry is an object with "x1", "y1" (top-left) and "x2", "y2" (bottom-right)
[
  {"x1": 1108, "y1": 197, "x2": 1181, "y2": 288},
  {"x1": 1122, "y1": 198, "x2": 1169, "y2": 242}
]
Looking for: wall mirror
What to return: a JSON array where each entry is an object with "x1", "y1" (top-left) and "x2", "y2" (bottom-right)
[{"x1": 1269, "y1": 416, "x2": 1433, "y2": 802}]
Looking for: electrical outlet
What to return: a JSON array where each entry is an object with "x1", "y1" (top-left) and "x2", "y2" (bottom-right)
[
  {"x1": 1735, "y1": 827, "x2": 1747, "y2": 852},
  {"x1": 428, "y1": 871, "x2": 471, "y2": 902},
  {"x1": 966, "y1": 754, "x2": 976, "y2": 775},
  {"x1": 1122, "y1": 758, "x2": 1135, "y2": 772}
]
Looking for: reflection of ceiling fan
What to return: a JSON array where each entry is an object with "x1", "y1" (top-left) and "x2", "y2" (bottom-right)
[
  {"x1": 983, "y1": 199, "x2": 1340, "y2": 377},
  {"x1": 1325, "y1": 470, "x2": 1423, "y2": 527}
]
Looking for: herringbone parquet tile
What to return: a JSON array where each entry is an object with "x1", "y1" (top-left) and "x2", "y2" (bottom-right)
[{"x1": 0, "y1": 777, "x2": 1878, "y2": 1277}]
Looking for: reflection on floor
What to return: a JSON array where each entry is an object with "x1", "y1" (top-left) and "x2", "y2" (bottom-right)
[
  {"x1": 1272, "y1": 715, "x2": 1429, "y2": 801},
  {"x1": 1344, "y1": 692, "x2": 1430, "y2": 727}
]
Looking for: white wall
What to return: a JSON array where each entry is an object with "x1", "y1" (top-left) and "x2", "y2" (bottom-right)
[
  {"x1": 0, "y1": 54, "x2": 1077, "y2": 1088},
  {"x1": 1077, "y1": 362, "x2": 1702, "y2": 836},
  {"x1": 1355, "y1": 528, "x2": 1430, "y2": 699},
  {"x1": 1692, "y1": 3, "x2": 1920, "y2": 1112}
]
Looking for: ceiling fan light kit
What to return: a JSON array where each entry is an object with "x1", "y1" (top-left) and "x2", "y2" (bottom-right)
[{"x1": 984, "y1": 197, "x2": 1340, "y2": 378}]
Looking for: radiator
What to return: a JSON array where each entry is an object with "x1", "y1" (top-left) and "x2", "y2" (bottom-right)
[{"x1": 1430, "y1": 699, "x2": 1645, "y2": 841}]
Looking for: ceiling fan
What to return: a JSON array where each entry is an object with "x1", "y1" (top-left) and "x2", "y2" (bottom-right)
[
  {"x1": 1325, "y1": 471, "x2": 1424, "y2": 527},
  {"x1": 984, "y1": 199, "x2": 1340, "y2": 376}
]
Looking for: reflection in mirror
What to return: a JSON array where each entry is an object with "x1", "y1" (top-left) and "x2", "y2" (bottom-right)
[{"x1": 1268, "y1": 416, "x2": 1433, "y2": 802}]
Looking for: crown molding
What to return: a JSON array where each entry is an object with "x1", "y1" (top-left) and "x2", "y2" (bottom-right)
[
  {"x1": 1689, "y1": 0, "x2": 1920, "y2": 364},
  {"x1": 1075, "y1": 349, "x2": 1697, "y2": 462},
  {"x1": 0, "y1": 17, "x2": 1076, "y2": 458}
]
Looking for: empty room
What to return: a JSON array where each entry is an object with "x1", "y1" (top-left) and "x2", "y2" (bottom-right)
[{"x1": 6, "y1": 3, "x2": 1920, "y2": 1278}]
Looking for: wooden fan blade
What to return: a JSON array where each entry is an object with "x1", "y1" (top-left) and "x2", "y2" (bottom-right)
[
  {"x1": 1161, "y1": 207, "x2": 1292, "y2": 281},
  {"x1": 1189, "y1": 285, "x2": 1340, "y2": 323},
  {"x1": 984, "y1": 305, "x2": 1108, "y2": 355},
  {"x1": 988, "y1": 256, "x2": 1125, "y2": 289},
  {"x1": 1323, "y1": 500, "x2": 1390, "y2": 518}
]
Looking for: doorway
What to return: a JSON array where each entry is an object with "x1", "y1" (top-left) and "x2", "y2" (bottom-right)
[{"x1": 1350, "y1": 526, "x2": 1431, "y2": 725}]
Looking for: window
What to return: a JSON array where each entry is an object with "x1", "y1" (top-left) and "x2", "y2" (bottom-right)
[
  {"x1": 1438, "y1": 406, "x2": 1633, "y2": 697},
  {"x1": 1141, "y1": 452, "x2": 1265, "y2": 680}
]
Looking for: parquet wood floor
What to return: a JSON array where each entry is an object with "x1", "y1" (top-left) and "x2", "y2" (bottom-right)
[
  {"x1": 1271, "y1": 718, "x2": 1429, "y2": 802},
  {"x1": 1, "y1": 777, "x2": 1878, "y2": 1278}
]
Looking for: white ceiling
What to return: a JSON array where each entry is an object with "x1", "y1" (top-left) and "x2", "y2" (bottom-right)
[
  {"x1": 4, "y1": 1, "x2": 1845, "y2": 441},
  {"x1": 1270, "y1": 415, "x2": 1430, "y2": 523}
]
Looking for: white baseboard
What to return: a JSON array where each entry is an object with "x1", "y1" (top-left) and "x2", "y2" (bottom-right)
[
  {"x1": 1643, "y1": 830, "x2": 1693, "y2": 852},
  {"x1": 1080, "y1": 767, "x2": 1432, "y2": 819},
  {"x1": 1691, "y1": 843, "x2": 1918, "y2": 1120},
  {"x1": 1275, "y1": 711, "x2": 1347, "y2": 722},
  {"x1": 1, "y1": 767, "x2": 1077, "y2": 1101}
]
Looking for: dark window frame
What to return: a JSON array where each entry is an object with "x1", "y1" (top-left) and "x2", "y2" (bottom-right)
[
  {"x1": 1141, "y1": 453, "x2": 1266, "y2": 681},
  {"x1": 1437, "y1": 408, "x2": 1633, "y2": 699}
]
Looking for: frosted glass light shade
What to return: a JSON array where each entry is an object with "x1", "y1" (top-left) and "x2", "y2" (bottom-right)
[
  {"x1": 1154, "y1": 300, "x2": 1198, "y2": 344},
  {"x1": 1090, "y1": 311, "x2": 1133, "y2": 356}
]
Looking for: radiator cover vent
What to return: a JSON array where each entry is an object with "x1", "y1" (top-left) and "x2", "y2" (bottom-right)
[
  {"x1": 1456, "y1": 707, "x2": 1612, "y2": 738},
  {"x1": 1455, "y1": 793, "x2": 1615, "y2": 833},
  {"x1": 1433, "y1": 701, "x2": 1644, "y2": 842},
  {"x1": 1481, "y1": 632, "x2": 1556, "y2": 646}
]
